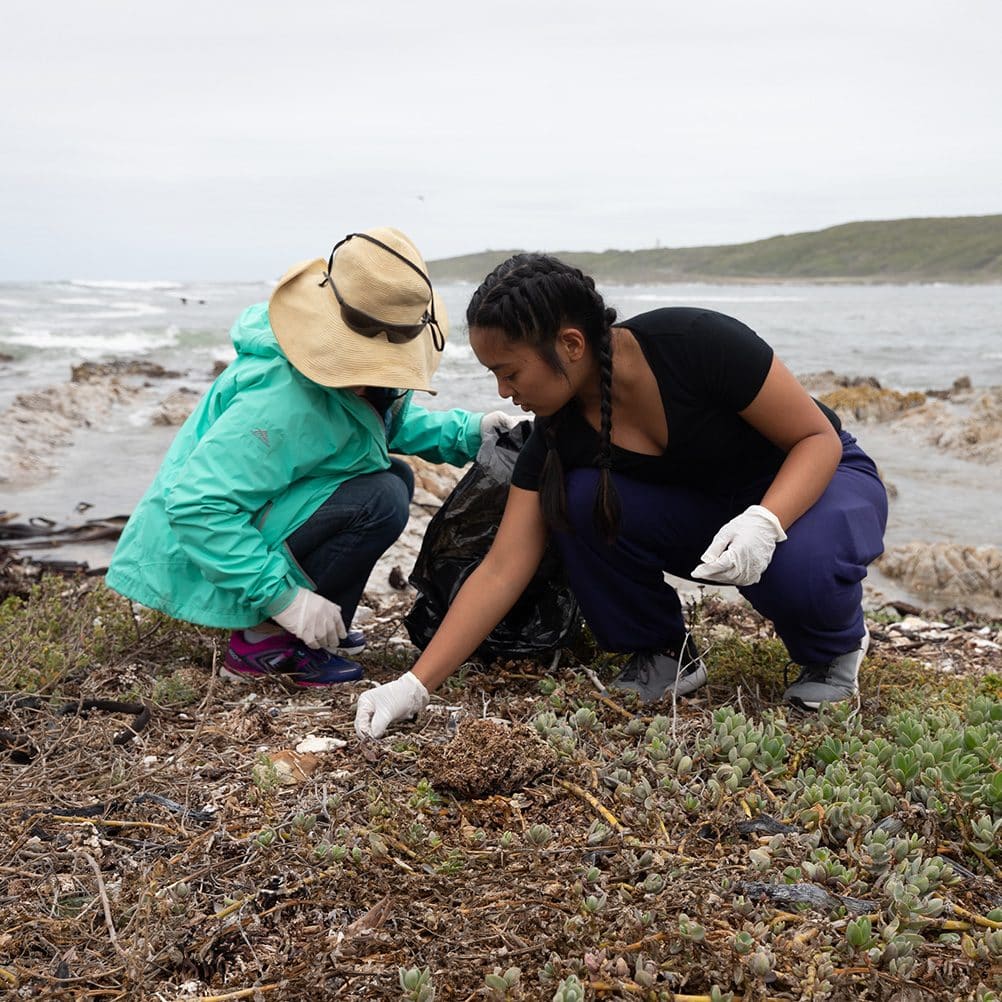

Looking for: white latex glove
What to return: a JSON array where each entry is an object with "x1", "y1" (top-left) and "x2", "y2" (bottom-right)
[
  {"x1": 355, "y1": 671, "x2": 430, "y2": 739},
  {"x1": 480, "y1": 410, "x2": 521, "y2": 441},
  {"x1": 272, "y1": 587, "x2": 347, "y2": 649},
  {"x1": 691, "y1": 504, "x2": 787, "y2": 586}
]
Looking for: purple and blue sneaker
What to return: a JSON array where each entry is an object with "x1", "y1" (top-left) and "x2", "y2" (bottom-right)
[
  {"x1": 282, "y1": 643, "x2": 364, "y2": 686},
  {"x1": 222, "y1": 631, "x2": 363, "y2": 687},
  {"x1": 339, "y1": 628, "x2": 366, "y2": 656}
]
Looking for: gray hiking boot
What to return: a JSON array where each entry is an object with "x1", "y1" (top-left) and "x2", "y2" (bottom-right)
[
  {"x1": 784, "y1": 627, "x2": 870, "y2": 711},
  {"x1": 611, "y1": 649, "x2": 708, "y2": 704}
]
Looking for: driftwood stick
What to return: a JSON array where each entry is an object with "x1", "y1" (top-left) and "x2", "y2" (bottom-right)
[{"x1": 82, "y1": 851, "x2": 128, "y2": 961}]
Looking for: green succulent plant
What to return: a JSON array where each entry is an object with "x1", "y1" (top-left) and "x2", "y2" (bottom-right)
[
  {"x1": 551, "y1": 974, "x2": 584, "y2": 1002},
  {"x1": 399, "y1": 966, "x2": 435, "y2": 1002}
]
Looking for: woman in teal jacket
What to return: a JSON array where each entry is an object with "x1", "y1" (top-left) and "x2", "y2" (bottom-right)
[{"x1": 107, "y1": 228, "x2": 513, "y2": 686}]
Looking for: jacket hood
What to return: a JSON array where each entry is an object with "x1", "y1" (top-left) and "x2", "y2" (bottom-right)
[{"x1": 230, "y1": 302, "x2": 286, "y2": 361}]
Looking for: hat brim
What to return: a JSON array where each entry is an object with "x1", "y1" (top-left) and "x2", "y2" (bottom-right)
[{"x1": 268, "y1": 257, "x2": 445, "y2": 393}]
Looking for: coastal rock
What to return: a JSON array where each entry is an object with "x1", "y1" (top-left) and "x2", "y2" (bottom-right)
[
  {"x1": 406, "y1": 455, "x2": 464, "y2": 501},
  {"x1": 0, "y1": 353, "x2": 478, "y2": 492},
  {"x1": 926, "y1": 375, "x2": 972, "y2": 399},
  {"x1": 893, "y1": 387, "x2": 1002, "y2": 463},
  {"x1": 802, "y1": 371, "x2": 1002, "y2": 465},
  {"x1": 798, "y1": 371, "x2": 883, "y2": 396},
  {"x1": 0, "y1": 361, "x2": 195, "y2": 485},
  {"x1": 151, "y1": 387, "x2": 202, "y2": 426},
  {"x1": 818, "y1": 384, "x2": 926, "y2": 423},
  {"x1": 71, "y1": 360, "x2": 181, "y2": 383},
  {"x1": 0, "y1": 379, "x2": 147, "y2": 484},
  {"x1": 877, "y1": 542, "x2": 1002, "y2": 613}
]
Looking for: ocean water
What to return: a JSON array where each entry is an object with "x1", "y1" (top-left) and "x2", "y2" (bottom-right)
[
  {"x1": 1, "y1": 278, "x2": 1000, "y2": 562},
  {"x1": 2, "y1": 279, "x2": 1000, "y2": 415}
]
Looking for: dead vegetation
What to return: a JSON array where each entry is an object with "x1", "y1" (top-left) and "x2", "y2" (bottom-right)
[{"x1": 1, "y1": 573, "x2": 1000, "y2": 1001}]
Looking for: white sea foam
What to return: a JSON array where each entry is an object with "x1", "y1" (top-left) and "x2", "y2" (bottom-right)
[
  {"x1": 4, "y1": 323, "x2": 50, "y2": 339},
  {"x1": 623, "y1": 293, "x2": 806, "y2": 303},
  {"x1": 127, "y1": 403, "x2": 163, "y2": 427},
  {"x1": 54, "y1": 303, "x2": 168, "y2": 320},
  {"x1": 111, "y1": 300, "x2": 168, "y2": 314},
  {"x1": 69, "y1": 279, "x2": 182, "y2": 291},
  {"x1": 443, "y1": 341, "x2": 478, "y2": 363},
  {"x1": 3, "y1": 327, "x2": 168, "y2": 354}
]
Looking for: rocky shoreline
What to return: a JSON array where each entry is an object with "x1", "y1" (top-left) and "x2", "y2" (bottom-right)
[
  {"x1": 804, "y1": 370, "x2": 1002, "y2": 466},
  {"x1": 797, "y1": 371, "x2": 1002, "y2": 616},
  {"x1": 0, "y1": 360, "x2": 199, "y2": 485},
  {"x1": 1, "y1": 362, "x2": 1000, "y2": 620}
]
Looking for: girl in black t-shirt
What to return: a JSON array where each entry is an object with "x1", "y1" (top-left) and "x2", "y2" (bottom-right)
[{"x1": 355, "y1": 255, "x2": 889, "y2": 739}]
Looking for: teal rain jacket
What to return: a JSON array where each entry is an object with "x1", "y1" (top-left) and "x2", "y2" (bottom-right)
[{"x1": 106, "y1": 303, "x2": 484, "y2": 628}]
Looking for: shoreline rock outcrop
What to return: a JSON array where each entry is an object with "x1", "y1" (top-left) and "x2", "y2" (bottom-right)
[
  {"x1": 877, "y1": 542, "x2": 1002, "y2": 615},
  {"x1": 0, "y1": 362, "x2": 189, "y2": 485},
  {"x1": 800, "y1": 370, "x2": 1002, "y2": 465}
]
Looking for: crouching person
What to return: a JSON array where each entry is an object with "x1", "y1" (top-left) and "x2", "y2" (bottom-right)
[
  {"x1": 355, "y1": 253, "x2": 888, "y2": 738},
  {"x1": 107, "y1": 228, "x2": 515, "y2": 688}
]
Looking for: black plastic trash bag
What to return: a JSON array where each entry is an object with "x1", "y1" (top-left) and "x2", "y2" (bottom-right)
[{"x1": 404, "y1": 421, "x2": 582, "y2": 661}]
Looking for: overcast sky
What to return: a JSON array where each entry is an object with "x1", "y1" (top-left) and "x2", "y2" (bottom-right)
[{"x1": 3, "y1": 0, "x2": 1000, "y2": 280}]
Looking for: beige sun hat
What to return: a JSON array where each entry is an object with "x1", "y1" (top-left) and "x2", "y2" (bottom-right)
[{"x1": 268, "y1": 227, "x2": 447, "y2": 392}]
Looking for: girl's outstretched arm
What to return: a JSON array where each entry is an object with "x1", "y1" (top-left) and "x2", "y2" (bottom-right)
[
  {"x1": 411, "y1": 485, "x2": 548, "y2": 690},
  {"x1": 355, "y1": 486, "x2": 547, "y2": 739}
]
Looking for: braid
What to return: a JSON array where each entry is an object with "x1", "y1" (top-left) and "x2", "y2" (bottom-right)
[
  {"x1": 468, "y1": 254, "x2": 622, "y2": 540},
  {"x1": 539, "y1": 416, "x2": 570, "y2": 532},
  {"x1": 593, "y1": 324, "x2": 621, "y2": 541}
]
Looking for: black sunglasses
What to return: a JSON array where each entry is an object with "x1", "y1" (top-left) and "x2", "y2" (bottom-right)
[{"x1": 319, "y1": 233, "x2": 445, "y2": 350}]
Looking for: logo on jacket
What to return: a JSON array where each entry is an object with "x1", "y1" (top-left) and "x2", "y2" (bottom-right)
[{"x1": 251, "y1": 429, "x2": 270, "y2": 447}]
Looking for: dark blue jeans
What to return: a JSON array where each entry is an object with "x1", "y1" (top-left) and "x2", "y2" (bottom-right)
[
  {"x1": 284, "y1": 457, "x2": 414, "y2": 626},
  {"x1": 554, "y1": 432, "x2": 888, "y2": 665}
]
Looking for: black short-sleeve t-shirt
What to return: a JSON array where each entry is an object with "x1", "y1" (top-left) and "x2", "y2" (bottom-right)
[{"x1": 510, "y1": 307, "x2": 840, "y2": 494}]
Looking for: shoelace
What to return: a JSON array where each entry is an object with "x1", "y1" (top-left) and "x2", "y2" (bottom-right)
[{"x1": 280, "y1": 645, "x2": 336, "y2": 673}]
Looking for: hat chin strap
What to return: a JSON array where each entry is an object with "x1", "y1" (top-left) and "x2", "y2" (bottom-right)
[{"x1": 426, "y1": 312, "x2": 445, "y2": 352}]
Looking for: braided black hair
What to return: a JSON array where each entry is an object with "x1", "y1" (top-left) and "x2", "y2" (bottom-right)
[{"x1": 467, "y1": 254, "x2": 621, "y2": 541}]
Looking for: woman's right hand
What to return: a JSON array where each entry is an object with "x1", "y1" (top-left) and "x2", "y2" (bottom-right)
[
  {"x1": 355, "y1": 672, "x2": 430, "y2": 739},
  {"x1": 273, "y1": 588, "x2": 347, "y2": 649}
]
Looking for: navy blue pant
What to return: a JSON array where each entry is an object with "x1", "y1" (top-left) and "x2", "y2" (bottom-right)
[
  {"x1": 553, "y1": 432, "x2": 888, "y2": 666},
  {"x1": 284, "y1": 457, "x2": 413, "y2": 626}
]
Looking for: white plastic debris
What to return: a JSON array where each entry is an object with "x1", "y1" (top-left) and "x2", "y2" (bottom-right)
[{"x1": 295, "y1": 734, "x2": 348, "y2": 754}]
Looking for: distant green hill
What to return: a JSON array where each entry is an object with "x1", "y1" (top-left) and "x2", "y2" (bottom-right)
[{"x1": 429, "y1": 215, "x2": 1002, "y2": 285}]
